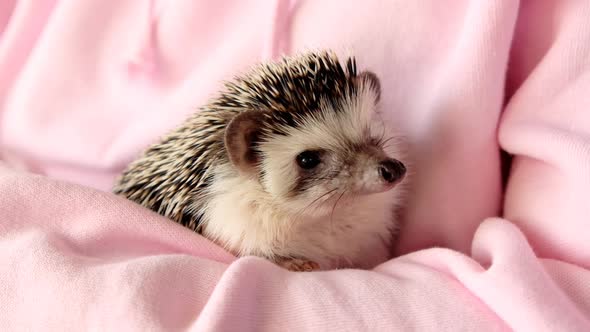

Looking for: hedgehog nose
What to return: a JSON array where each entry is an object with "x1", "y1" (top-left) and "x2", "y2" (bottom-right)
[{"x1": 378, "y1": 159, "x2": 406, "y2": 184}]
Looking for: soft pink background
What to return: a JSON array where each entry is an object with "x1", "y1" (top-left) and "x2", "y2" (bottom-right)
[{"x1": 1, "y1": 1, "x2": 589, "y2": 330}]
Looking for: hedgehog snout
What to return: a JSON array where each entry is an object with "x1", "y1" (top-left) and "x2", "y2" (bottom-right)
[{"x1": 352, "y1": 157, "x2": 405, "y2": 195}]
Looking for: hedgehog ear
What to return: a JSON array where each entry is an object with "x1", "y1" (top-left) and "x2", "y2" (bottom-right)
[
  {"x1": 225, "y1": 110, "x2": 265, "y2": 175},
  {"x1": 356, "y1": 71, "x2": 381, "y2": 103}
]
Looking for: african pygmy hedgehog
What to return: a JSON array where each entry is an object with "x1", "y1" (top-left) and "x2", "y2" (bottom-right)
[{"x1": 113, "y1": 50, "x2": 408, "y2": 272}]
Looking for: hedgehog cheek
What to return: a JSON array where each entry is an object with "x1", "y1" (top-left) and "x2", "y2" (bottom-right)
[{"x1": 224, "y1": 110, "x2": 266, "y2": 176}]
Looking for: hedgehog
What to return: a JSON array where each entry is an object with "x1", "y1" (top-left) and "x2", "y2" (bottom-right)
[{"x1": 113, "y1": 50, "x2": 408, "y2": 272}]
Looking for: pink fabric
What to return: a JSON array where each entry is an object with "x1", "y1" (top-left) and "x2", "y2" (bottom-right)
[{"x1": 1, "y1": 0, "x2": 589, "y2": 330}]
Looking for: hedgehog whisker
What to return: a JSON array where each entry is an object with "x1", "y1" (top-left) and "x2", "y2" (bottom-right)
[
  {"x1": 290, "y1": 190, "x2": 338, "y2": 228},
  {"x1": 323, "y1": 189, "x2": 344, "y2": 234},
  {"x1": 304, "y1": 176, "x2": 337, "y2": 182},
  {"x1": 375, "y1": 108, "x2": 387, "y2": 144},
  {"x1": 304, "y1": 170, "x2": 340, "y2": 182},
  {"x1": 292, "y1": 188, "x2": 339, "y2": 223},
  {"x1": 329, "y1": 190, "x2": 347, "y2": 230},
  {"x1": 382, "y1": 140, "x2": 403, "y2": 152},
  {"x1": 380, "y1": 135, "x2": 398, "y2": 146}
]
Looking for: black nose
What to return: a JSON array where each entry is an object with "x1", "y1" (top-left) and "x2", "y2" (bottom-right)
[{"x1": 378, "y1": 159, "x2": 406, "y2": 183}]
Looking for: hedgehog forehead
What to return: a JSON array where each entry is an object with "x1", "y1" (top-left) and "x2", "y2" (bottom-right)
[{"x1": 260, "y1": 84, "x2": 379, "y2": 156}]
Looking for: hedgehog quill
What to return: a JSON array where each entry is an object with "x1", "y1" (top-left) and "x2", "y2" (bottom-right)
[{"x1": 113, "y1": 50, "x2": 408, "y2": 272}]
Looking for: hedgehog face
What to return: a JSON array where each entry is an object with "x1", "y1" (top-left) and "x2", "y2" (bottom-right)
[{"x1": 224, "y1": 71, "x2": 407, "y2": 217}]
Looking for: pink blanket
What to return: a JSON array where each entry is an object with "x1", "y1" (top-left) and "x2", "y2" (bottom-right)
[{"x1": 1, "y1": 0, "x2": 590, "y2": 330}]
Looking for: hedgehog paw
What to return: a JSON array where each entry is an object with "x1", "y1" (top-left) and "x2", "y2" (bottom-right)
[{"x1": 277, "y1": 258, "x2": 320, "y2": 272}]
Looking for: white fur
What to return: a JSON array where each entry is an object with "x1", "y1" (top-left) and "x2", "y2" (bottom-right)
[
  {"x1": 203, "y1": 170, "x2": 401, "y2": 269},
  {"x1": 198, "y1": 81, "x2": 408, "y2": 270}
]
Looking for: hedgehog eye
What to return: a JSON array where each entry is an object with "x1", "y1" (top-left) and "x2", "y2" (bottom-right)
[{"x1": 296, "y1": 150, "x2": 322, "y2": 170}]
